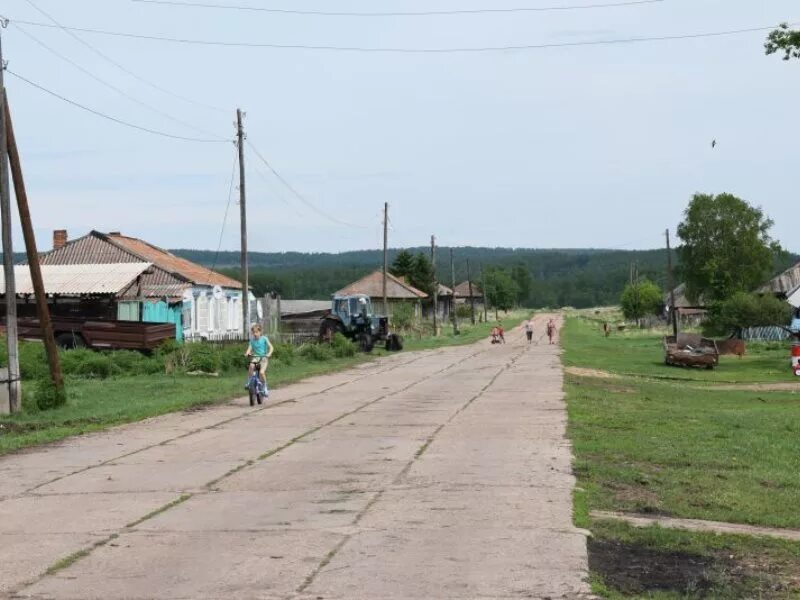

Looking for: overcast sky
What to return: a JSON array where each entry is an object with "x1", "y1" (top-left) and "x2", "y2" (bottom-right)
[{"x1": 2, "y1": 0, "x2": 798, "y2": 254}]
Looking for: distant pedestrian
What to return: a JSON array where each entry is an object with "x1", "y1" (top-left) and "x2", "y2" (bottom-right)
[
  {"x1": 497, "y1": 323, "x2": 506, "y2": 344},
  {"x1": 603, "y1": 322, "x2": 610, "y2": 338},
  {"x1": 525, "y1": 319, "x2": 534, "y2": 344},
  {"x1": 547, "y1": 319, "x2": 557, "y2": 345}
]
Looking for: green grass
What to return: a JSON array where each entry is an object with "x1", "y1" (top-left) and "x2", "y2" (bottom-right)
[
  {"x1": 0, "y1": 312, "x2": 530, "y2": 456},
  {"x1": 403, "y1": 310, "x2": 530, "y2": 351},
  {"x1": 0, "y1": 353, "x2": 375, "y2": 456},
  {"x1": 563, "y1": 314, "x2": 793, "y2": 384},
  {"x1": 588, "y1": 520, "x2": 800, "y2": 600},
  {"x1": 563, "y1": 315, "x2": 800, "y2": 598}
]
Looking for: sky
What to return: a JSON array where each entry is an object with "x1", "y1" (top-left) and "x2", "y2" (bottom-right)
[{"x1": 1, "y1": 0, "x2": 798, "y2": 254}]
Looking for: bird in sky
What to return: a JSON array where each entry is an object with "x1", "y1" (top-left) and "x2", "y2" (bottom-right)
[{"x1": 711, "y1": 139, "x2": 717, "y2": 149}]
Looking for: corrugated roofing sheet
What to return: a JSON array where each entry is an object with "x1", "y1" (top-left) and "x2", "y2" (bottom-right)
[
  {"x1": 335, "y1": 270, "x2": 428, "y2": 299},
  {"x1": 0, "y1": 263, "x2": 152, "y2": 295}
]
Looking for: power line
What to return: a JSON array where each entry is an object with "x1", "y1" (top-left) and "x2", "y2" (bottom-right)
[
  {"x1": 7, "y1": 17, "x2": 794, "y2": 53},
  {"x1": 210, "y1": 148, "x2": 239, "y2": 272},
  {"x1": 130, "y1": 0, "x2": 664, "y2": 17},
  {"x1": 11, "y1": 23, "x2": 228, "y2": 140},
  {"x1": 20, "y1": 0, "x2": 227, "y2": 113},
  {"x1": 5, "y1": 69, "x2": 228, "y2": 143},
  {"x1": 247, "y1": 140, "x2": 367, "y2": 229}
]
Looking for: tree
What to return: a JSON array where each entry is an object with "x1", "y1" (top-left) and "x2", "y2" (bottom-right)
[
  {"x1": 511, "y1": 264, "x2": 533, "y2": 306},
  {"x1": 766, "y1": 24, "x2": 800, "y2": 61},
  {"x1": 484, "y1": 269, "x2": 519, "y2": 313},
  {"x1": 409, "y1": 253, "x2": 435, "y2": 298},
  {"x1": 677, "y1": 193, "x2": 780, "y2": 304},
  {"x1": 390, "y1": 250, "x2": 415, "y2": 279},
  {"x1": 703, "y1": 292, "x2": 792, "y2": 337},
  {"x1": 620, "y1": 280, "x2": 662, "y2": 321}
]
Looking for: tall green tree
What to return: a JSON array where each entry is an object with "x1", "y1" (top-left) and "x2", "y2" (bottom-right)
[
  {"x1": 484, "y1": 269, "x2": 519, "y2": 313},
  {"x1": 390, "y1": 250, "x2": 415, "y2": 279},
  {"x1": 409, "y1": 254, "x2": 435, "y2": 298},
  {"x1": 766, "y1": 24, "x2": 800, "y2": 61},
  {"x1": 677, "y1": 193, "x2": 781, "y2": 303},
  {"x1": 620, "y1": 280, "x2": 663, "y2": 321},
  {"x1": 511, "y1": 264, "x2": 533, "y2": 306}
]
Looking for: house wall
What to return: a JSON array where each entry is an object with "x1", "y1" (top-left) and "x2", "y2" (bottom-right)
[{"x1": 181, "y1": 287, "x2": 257, "y2": 341}]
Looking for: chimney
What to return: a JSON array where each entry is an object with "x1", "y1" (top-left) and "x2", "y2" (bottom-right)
[
  {"x1": 53, "y1": 229, "x2": 67, "y2": 250},
  {"x1": 109, "y1": 231, "x2": 121, "y2": 237}
]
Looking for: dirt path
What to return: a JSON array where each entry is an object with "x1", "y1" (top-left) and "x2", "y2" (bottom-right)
[{"x1": 0, "y1": 314, "x2": 590, "y2": 600}]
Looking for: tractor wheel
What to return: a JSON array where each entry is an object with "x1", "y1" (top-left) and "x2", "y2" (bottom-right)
[
  {"x1": 359, "y1": 332, "x2": 374, "y2": 353},
  {"x1": 319, "y1": 319, "x2": 343, "y2": 343}
]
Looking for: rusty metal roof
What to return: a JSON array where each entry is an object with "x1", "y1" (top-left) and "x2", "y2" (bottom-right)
[
  {"x1": 39, "y1": 231, "x2": 242, "y2": 290},
  {"x1": 1, "y1": 263, "x2": 152, "y2": 295},
  {"x1": 453, "y1": 281, "x2": 483, "y2": 298},
  {"x1": 335, "y1": 271, "x2": 427, "y2": 299}
]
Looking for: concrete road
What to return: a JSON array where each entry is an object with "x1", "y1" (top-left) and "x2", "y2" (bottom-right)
[{"x1": 1, "y1": 315, "x2": 590, "y2": 599}]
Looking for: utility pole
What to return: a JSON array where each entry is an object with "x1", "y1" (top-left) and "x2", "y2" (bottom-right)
[
  {"x1": 4, "y1": 96, "x2": 64, "y2": 398},
  {"x1": 0, "y1": 22, "x2": 20, "y2": 413},
  {"x1": 666, "y1": 228, "x2": 678, "y2": 337},
  {"x1": 466, "y1": 259, "x2": 476, "y2": 325},
  {"x1": 430, "y1": 235, "x2": 438, "y2": 336},
  {"x1": 382, "y1": 202, "x2": 388, "y2": 316},
  {"x1": 449, "y1": 248, "x2": 459, "y2": 335},
  {"x1": 479, "y1": 262, "x2": 488, "y2": 322},
  {"x1": 237, "y1": 108, "x2": 249, "y2": 339}
]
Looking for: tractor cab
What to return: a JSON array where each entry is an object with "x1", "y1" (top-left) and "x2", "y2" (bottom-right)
[{"x1": 319, "y1": 293, "x2": 397, "y2": 352}]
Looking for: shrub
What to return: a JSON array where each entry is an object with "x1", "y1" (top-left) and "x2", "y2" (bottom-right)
[
  {"x1": 390, "y1": 303, "x2": 415, "y2": 330},
  {"x1": 108, "y1": 350, "x2": 162, "y2": 376},
  {"x1": 331, "y1": 333, "x2": 356, "y2": 358},
  {"x1": 185, "y1": 344, "x2": 220, "y2": 373},
  {"x1": 18, "y1": 342, "x2": 48, "y2": 380},
  {"x1": 59, "y1": 348, "x2": 99, "y2": 376},
  {"x1": 703, "y1": 292, "x2": 792, "y2": 337},
  {"x1": 455, "y1": 304, "x2": 474, "y2": 320},
  {"x1": 72, "y1": 355, "x2": 114, "y2": 379},
  {"x1": 272, "y1": 342, "x2": 295, "y2": 365},
  {"x1": 299, "y1": 343, "x2": 334, "y2": 361},
  {"x1": 35, "y1": 378, "x2": 67, "y2": 410}
]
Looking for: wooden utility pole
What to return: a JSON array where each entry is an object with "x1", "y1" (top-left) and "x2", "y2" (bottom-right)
[
  {"x1": 237, "y1": 108, "x2": 249, "y2": 338},
  {"x1": 430, "y1": 235, "x2": 438, "y2": 336},
  {"x1": 666, "y1": 228, "x2": 678, "y2": 337},
  {"x1": 4, "y1": 96, "x2": 64, "y2": 398},
  {"x1": 466, "y1": 259, "x2": 476, "y2": 325},
  {"x1": 479, "y1": 263, "x2": 488, "y2": 322},
  {"x1": 449, "y1": 248, "x2": 459, "y2": 335},
  {"x1": 382, "y1": 202, "x2": 388, "y2": 316},
  {"x1": 0, "y1": 24, "x2": 20, "y2": 413}
]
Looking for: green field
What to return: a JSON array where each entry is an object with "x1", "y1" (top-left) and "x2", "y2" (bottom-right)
[{"x1": 563, "y1": 314, "x2": 800, "y2": 598}]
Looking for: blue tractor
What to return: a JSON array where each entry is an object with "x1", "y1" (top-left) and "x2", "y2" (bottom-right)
[{"x1": 318, "y1": 294, "x2": 400, "y2": 352}]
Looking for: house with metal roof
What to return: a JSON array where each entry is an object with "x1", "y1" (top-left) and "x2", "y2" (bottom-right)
[
  {"x1": 9, "y1": 230, "x2": 254, "y2": 341},
  {"x1": 335, "y1": 270, "x2": 428, "y2": 318}
]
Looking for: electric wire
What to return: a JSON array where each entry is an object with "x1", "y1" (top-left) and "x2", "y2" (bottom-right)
[
  {"x1": 210, "y1": 148, "x2": 239, "y2": 272},
  {"x1": 247, "y1": 139, "x2": 367, "y2": 229},
  {"x1": 21, "y1": 0, "x2": 227, "y2": 113},
  {"x1": 7, "y1": 18, "x2": 794, "y2": 53},
  {"x1": 130, "y1": 0, "x2": 664, "y2": 17},
  {"x1": 5, "y1": 69, "x2": 228, "y2": 143},
  {"x1": 11, "y1": 23, "x2": 229, "y2": 141}
]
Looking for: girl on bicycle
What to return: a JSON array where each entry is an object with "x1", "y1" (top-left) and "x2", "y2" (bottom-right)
[{"x1": 245, "y1": 324, "x2": 274, "y2": 393}]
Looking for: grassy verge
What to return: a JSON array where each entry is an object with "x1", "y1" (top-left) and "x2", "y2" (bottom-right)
[
  {"x1": 0, "y1": 354, "x2": 374, "y2": 456},
  {"x1": 402, "y1": 309, "x2": 530, "y2": 351},
  {"x1": 0, "y1": 310, "x2": 530, "y2": 456},
  {"x1": 562, "y1": 314, "x2": 800, "y2": 598}
]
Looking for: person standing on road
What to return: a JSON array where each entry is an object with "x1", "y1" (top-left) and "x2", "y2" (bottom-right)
[
  {"x1": 525, "y1": 319, "x2": 534, "y2": 344},
  {"x1": 546, "y1": 319, "x2": 557, "y2": 345},
  {"x1": 497, "y1": 323, "x2": 506, "y2": 344}
]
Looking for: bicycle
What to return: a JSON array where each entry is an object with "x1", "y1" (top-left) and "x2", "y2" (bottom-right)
[{"x1": 246, "y1": 358, "x2": 268, "y2": 407}]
